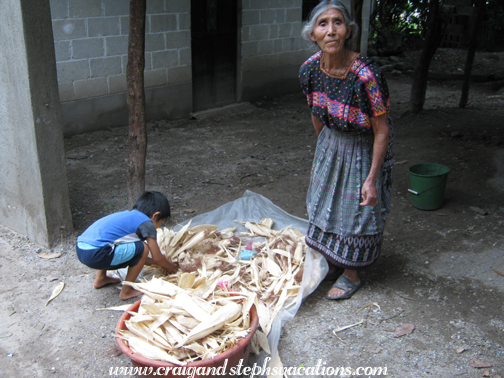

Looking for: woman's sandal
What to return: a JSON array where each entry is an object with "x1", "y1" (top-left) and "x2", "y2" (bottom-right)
[
  {"x1": 326, "y1": 275, "x2": 362, "y2": 300},
  {"x1": 324, "y1": 268, "x2": 344, "y2": 281}
]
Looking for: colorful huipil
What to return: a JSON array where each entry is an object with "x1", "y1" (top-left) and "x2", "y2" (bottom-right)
[{"x1": 299, "y1": 51, "x2": 394, "y2": 269}]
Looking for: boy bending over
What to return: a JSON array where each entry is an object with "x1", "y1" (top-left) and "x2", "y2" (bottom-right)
[{"x1": 76, "y1": 191, "x2": 177, "y2": 300}]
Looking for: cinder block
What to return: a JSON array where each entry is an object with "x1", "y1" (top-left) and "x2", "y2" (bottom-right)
[
  {"x1": 166, "y1": 0, "x2": 190, "y2": 13},
  {"x1": 152, "y1": 50, "x2": 178, "y2": 69},
  {"x1": 275, "y1": 9, "x2": 286, "y2": 23},
  {"x1": 120, "y1": 16, "x2": 129, "y2": 35},
  {"x1": 260, "y1": 10, "x2": 276, "y2": 24},
  {"x1": 145, "y1": 53, "x2": 152, "y2": 71},
  {"x1": 242, "y1": 10, "x2": 260, "y2": 25},
  {"x1": 72, "y1": 38, "x2": 104, "y2": 59},
  {"x1": 147, "y1": 0, "x2": 165, "y2": 15},
  {"x1": 242, "y1": 56, "x2": 269, "y2": 71},
  {"x1": 69, "y1": 0, "x2": 102, "y2": 17},
  {"x1": 242, "y1": 41, "x2": 259, "y2": 58},
  {"x1": 278, "y1": 23, "x2": 291, "y2": 38},
  {"x1": 57, "y1": 81, "x2": 75, "y2": 102},
  {"x1": 268, "y1": 53, "x2": 280, "y2": 68},
  {"x1": 165, "y1": 31, "x2": 189, "y2": 49},
  {"x1": 285, "y1": 8, "x2": 301, "y2": 23},
  {"x1": 145, "y1": 68, "x2": 168, "y2": 87},
  {"x1": 178, "y1": 13, "x2": 190, "y2": 31},
  {"x1": 258, "y1": 40, "x2": 274, "y2": 55},
  {"x1": 282, "y1": 38, "x2": 294, "y2": 52},
  {"x1": 249, "y1": 25, "x2": 270, "y2": 41},
  {"x1": 74, "y1": 77, "x2": 108, "y2": 99},
  {"x1": 90, "y1": 56, "x2": 122, "y2": 78},
  {"x1": 88, "y1": 17, "x2": 120, "y2": 37},
  {"x1": 52, "y1": 19, "x2": 86, "y2": 40},
  {"x1": 108, "y1": 74, "x2": 127, "y2": 94},
  {"x1": 290, "y1": 21, "x2": 303, "y2": 37},
  {"x1": 104, "y1": 0, "x2": 129, "y2": 16},
  {"x1": 56, "y1": 60, "x2": 89, "y2": 82},
  {"x1": 149, "y1": 14, "x2": 177, "y2": 33},
  {"x1": 49, "y1": 0, "x2": 68, "y2": 19},
  {"x1": 146, "y1": 33, "x2": 165, "y2": 52},
  {"x1": 273, "y1": 39, "x2": 283, "y2": 53},
  {"x1": 167, "y1": 65, "x2": 191, "y2": 84},
  {"x1": 178, "y1": 48, "x2": 191, "y2": 66},
  {"x1": 54, "y1": 40, "x2": 71, "y2": 61},
  {"x1": 105, "y1": 36, "x2": 128, "y2": 56},
  {"x1": 269, "y1": 24, "x2": 279, "y2": 38},
  {"x1": 248, "y1": 0, "x2": 270, "y2": 10}
]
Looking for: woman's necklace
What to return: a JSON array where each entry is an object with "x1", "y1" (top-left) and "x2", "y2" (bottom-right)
[{"x1": 321, "y1": 50, "x2": 354, "y2": 79}]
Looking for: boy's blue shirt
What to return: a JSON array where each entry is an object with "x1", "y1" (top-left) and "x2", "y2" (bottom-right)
[{"x1": 77, "y1": 209, "x2": 156, "y2": 248}]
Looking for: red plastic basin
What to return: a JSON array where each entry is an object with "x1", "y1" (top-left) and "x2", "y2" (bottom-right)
[{"x1": 115, "y1": 299, "x2": 259, "y2": 378}]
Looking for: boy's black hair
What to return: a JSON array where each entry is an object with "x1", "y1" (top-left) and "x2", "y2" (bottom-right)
[{"x1": 132, "y1": 191, "x2": 171, "y2": 221}]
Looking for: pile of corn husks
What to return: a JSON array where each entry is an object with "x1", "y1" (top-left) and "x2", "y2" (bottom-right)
[{"x1": 118, "y1": 218, "x2": 307, "y2": 364}]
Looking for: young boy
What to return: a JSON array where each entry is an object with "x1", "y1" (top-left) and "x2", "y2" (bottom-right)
[{"x1": 76, "y1": 191, "x2": 177, "y2": 300}]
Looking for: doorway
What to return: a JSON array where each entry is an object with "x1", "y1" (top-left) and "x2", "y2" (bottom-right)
[{"x1": 191, "y1": 0, "x2": 238, "y2": 111}]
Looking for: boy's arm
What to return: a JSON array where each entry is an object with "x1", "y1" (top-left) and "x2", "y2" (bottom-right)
[{"x1": 145, "y1": 237, "x2": 178, "y2": 274}]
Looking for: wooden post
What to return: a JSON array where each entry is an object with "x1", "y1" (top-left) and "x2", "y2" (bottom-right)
[
  {"x1": 459, "y1": 0, "x2": 485, "y2": 108},
  {"x1": 126, "y1": 0, "x2": 147, "y2": 208}
]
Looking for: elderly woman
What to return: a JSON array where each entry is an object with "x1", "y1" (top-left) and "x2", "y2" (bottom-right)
[{"x1": 299, "y1": 0, "x2": 394, "y2": 300}]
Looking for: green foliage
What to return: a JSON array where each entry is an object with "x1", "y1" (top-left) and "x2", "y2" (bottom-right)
[{"x1": 371, "y1": 0, "x2": 430, "y2": 39}]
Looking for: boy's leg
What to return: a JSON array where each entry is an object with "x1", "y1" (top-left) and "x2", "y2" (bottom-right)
[
  {"x1": 119, "y1": 242, "x2": 149, "y2": 300},
  {"x1": 94, "y1": 270, "x2": 121, "y2": 288}
]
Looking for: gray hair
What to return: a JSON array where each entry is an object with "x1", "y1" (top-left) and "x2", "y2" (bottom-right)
[{"x1": 301, "y1": 1, "x2": 359, "y2": 49}]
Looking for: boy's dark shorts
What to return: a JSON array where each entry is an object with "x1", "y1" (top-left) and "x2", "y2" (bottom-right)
[{"x1": 76, "y1": 241, "x2": 145, "y2": 270}]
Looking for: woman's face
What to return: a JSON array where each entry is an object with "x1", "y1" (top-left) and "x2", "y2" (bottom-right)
[{"x1": 309, "y1": 8, "x2": 351, "y2": 55}]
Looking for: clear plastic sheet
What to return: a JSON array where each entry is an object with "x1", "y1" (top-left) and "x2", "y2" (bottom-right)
[{"x1": 177, "y1": 190, "x2": 328, "y2": 375}]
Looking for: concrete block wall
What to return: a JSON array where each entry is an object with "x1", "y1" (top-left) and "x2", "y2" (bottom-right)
[
  {"x1": 50, "y1": 0, "x2": 191, "y2": 104},
  {"x1": 240, "y1": 0, "x2": 313, "y2": 101}
]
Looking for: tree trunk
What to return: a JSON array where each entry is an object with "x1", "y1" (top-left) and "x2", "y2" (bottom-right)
[
  {"x1": 126, "y1": 0, "x2": 147, "y2": 208},
  {"x1": 351, "y1": 0, "x2": 364, "y2": 52},
  {"x1": 410, "y1": 0, "x2": 445, "y2": 113},
  {"x1": 459, "y1": 0, "x2": 485, "y2": 108}
]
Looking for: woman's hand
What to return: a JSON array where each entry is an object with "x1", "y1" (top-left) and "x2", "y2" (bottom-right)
[
  {"x1": 311, "y1": 114, "x2": 324, "y2": 137},
  {"x1": 359, "y1": 178, "x2": 378, "y2": 207}
]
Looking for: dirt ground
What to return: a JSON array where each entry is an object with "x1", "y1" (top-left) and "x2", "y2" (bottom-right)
[{"x1": 1, "y1": 48, "x2": 504, "y2": 378}]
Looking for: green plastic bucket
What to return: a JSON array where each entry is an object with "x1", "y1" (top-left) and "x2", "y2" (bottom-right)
[{"x1": 408, "y1": 163, "x2": 450, "y2": 210}]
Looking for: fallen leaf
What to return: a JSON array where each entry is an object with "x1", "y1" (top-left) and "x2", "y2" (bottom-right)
[
  {"x1": 394, "y1": 160, "x2": 408, "y2": 165},
  {"x1": 37, "y1": 253, "x2": 62, "y2": 259},
  {"x1": 456, "y1": 347, "x2": 466, "y2": 354},
  {"x1": 393, "y1": 323, "x2": 415, "y2": 337},
  {"x1": 184, "y1": 209, "x2": 195, "y2": 213},
  {"x1": 492, "y1": 268, "x2": 504, "y2": 277},
  {"x1": 405, "y1": 348, "x2": 415, "y2": 352},
  {"x1": 45, "y1": 275, "x2": 59, "y2": 282},
  {"x1": 470, "y1": 206, "x2": 488, "y2": 215},
  {"x1": 370, "y1": 345, "x2": 383, "y2": 354},
  {"x1": 469, "y1": 359, "x2": 492, "y2": 368},
  {"x1": 45, "y1": 281, "x2": 65, "y2": 306},
  {"x1": 481, "y1": 369, "x2": 490, "y2": 377}
]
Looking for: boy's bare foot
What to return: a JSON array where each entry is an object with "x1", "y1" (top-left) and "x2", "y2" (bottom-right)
[
  {"x1": 119, "y1": 287, "x2": 143, "y2": 301},
  {"x1": 93, "y1": 275, "x2": 121, "y2": 289}
]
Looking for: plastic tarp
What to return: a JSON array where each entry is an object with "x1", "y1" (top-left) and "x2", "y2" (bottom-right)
[
  {"x1": 176, "y1": 190, "x2": 328, "y2": 373},
  {"x1": 117, "y1": 190, "x2": 328, "y2": 374}
]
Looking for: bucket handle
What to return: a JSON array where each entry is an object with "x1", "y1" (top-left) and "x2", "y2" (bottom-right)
[{"x1": 408, "y1": 178, "x2": 444, "y2": 196}]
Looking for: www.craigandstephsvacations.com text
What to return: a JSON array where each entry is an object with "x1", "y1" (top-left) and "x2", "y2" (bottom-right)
[{"x1": 109, "y1": 358, "x2": 388, "y2": 377}]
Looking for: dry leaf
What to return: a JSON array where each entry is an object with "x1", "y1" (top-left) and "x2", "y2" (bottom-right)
[
  {"x1": 469, "y1": 359, "x2": 492, "y2": 368},
  {"x1": 184, "y1": 209, "x2": 195, "y2": 213},
  {"x1": 370, "y1": 345, "x2": 383, "y2": 354},
  {"x1": 470, "y1": 207, "x2": 488, "y2": 215},
  {"x1": 481, "y1": 370, "x2": 490, "y2": 377},
  {"x1": 393, "y1": 323, "x2": 415, "y2": 337},
  {"x1": 38, "y1": 253, "x2": 62, "y2": 259},
  {"x1": 45, "y1": 281, "x2": 65, "y2": 306},
  {"x1": 456, "y1": 347, "x2": 465, "y2": 354},
  {"x1": 492, "y1": 268, "x2": 504, "y2": 277}
]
